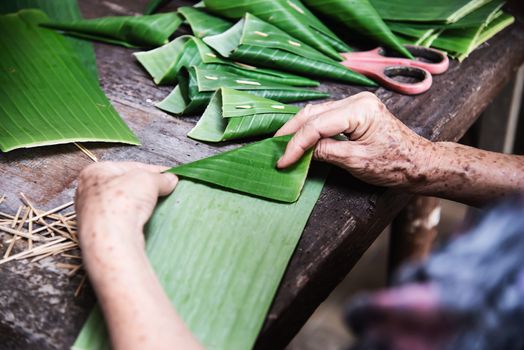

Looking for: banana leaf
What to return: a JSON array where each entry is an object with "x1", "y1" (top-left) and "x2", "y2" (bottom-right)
[
  {"x1": 156, "y1": 65, "x2": 329, "y2": 115},
  {"x1": 177, "y1": 6, "x2": 232, "y2": 39},
  {"x1": 370, "y1": 0, "x2": 492, "y2": 23},
  {"x1": 143, "y1": 0, "x2": 170, "y2": 15},
  {"x1": 134, "y1": 35, "x2": 318, "y2": 87},
  {"x1": 0, "y1": 10, "x2": 139, "y2": 152},
  {"x1": 168, "y1": 135, "x2": 311, "y2": 202},
  {"x1": 203, "y1": 0, "x2": 349, "y2": 60},
  {"x1": 0, "y1": 0, "x2": 97, "y2": 78},
  {"x1": 302, "y1": 0, "x2": 412, "y2": 59},
  {"x1": 204, "y1": 14, "x2": 375, "y2": 86},
  {"x1": 73, "y1": 161, "x2": 328, "y2": 350},
  {"x1": 42, "y1": 12, "x2": 182, "y2": 48},
  {"x1": 188, "y1": 88, "x2": 299, "y2": 142}
]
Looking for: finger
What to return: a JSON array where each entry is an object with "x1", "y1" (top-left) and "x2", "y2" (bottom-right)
[
  {"x1": 275, "y1": 98, "x2": 349, "y2": 137},
  {"x1": 313, "y1": 138, "x2": 348, "y2": 163},
  {"x1": 155, "y1": 173, "x2": 179, "y2": 197},
  {"x1": 277, "y1": 108, "x2": 352, "y2": 168}
]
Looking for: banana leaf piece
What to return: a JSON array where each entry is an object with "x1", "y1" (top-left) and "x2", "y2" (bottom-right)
[
  {"x1": 0, "y1": 10, "x2": 139, "y2": 152},
  {"x1": 302, "y1": 0, "x2": 412, "y2": 59},
  {"x1": 204, "y1": 14, "x2": 375, "y2": 86},
  {"x1": 370, "y1": 0, "x2": 492, "y2": 23},
  {"x1": 188, "y1": 88, "x2": 299, "y2": 142},
  {"x1": 73, "y1": 161, "x2": 328, "y2": 350},
  {"x1": 178, "y1": 6, "x2": 232, "y2": 38},
  {"x1": 168, "y1": 135, "x2": 311, "y2": 202},
  {"x1": 156, "y1": 65, "x2": 328, "y2": 115},
  {"x1": 42, "y1": 12, "x2": 182, "y2": 48},
  {"x1": 0, "y1": 0, "x2": 97, "y2": 78},
  {"x1": 135, "y1": 35, "x2": 318, "y2": 86},
  {"x1": 203, "y1": 0, "x2": 349, "y2": 60}
]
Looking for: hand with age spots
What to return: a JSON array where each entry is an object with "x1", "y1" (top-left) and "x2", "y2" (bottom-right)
[
  {"x1": 75, "y1": 162, "x2": 202, "y2": 350},
  {"x1": 277, "y1": 92, "x2": 524, "y2": 206},
  {"x1": 276, "y1": 92, "x2": 432, "y2": 188}
]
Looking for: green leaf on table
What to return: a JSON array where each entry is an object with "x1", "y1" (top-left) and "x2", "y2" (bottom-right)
[
  {"x1": 178, "y1": 6, "x2": 232, "y2": 38},
  {"x1": 156, "y1": 65, "x2": 328, "y2": 115},
  {"x1": 0, "y1": 10, "x2": 139, "y2": 152},
  {"x1": 302, "y1": 0, "x2": 413, "y2": 58},
  {"x1": 169, "y1": 135, "x2": 312, "y2": 202},
  {"x1": 188, "y1": 88, "x2": 299, "y2": 142},
  {"x1": 73, "y1": 162, "x2": 328, "y2": 350},
  {"x1": 203, "y1": 0, "x2": 349, "y2": 60},
  {"x1": 204, "y1": 13, "x2": 376, "y2": 86},
  {"x1": 43, "y1": 12, "x2": 182, "y2": 48},
  {"x1": 134, "y1": 35, "x2": 319, "y2": 86},
  {"x1": 0, "y1": 0, "x2": 98, "y2": 78},
  {"x1": 370, "y1": 0, "x2": 492, "y2": 23}
]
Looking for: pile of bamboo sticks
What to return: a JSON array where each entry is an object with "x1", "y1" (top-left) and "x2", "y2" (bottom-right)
[{"x1": 0, "y1": 194, "x2": 86, "y2": 296}]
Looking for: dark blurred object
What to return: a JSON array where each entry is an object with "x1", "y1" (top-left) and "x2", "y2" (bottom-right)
[
  {"x1": 507, "y1": 0, "x2": 524, "y2": 20},
  {"x1": 347, "y1": 195, "x2": 524, "y2": 350}
]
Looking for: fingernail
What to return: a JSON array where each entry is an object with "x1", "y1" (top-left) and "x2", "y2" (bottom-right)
[{"x1": 276, "y1": 157, "x2": 284, "y2": 169}]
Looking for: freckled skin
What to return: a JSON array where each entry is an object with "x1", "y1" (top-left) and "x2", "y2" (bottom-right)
[
  {"x1": 75, "y1": 162, "x2": 202, "y2": 350},
  {"x1": 276, "y1": 92, "x2": 524, "y2": 207}
]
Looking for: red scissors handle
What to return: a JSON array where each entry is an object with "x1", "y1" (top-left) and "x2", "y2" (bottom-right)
[{"x1": 340, "y1": 45, "x2": 449, "y2": 95}]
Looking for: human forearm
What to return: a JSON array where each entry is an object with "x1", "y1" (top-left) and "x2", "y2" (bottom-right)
[
  {"x1": 408, "y1": 142, "x2": 524, "y2": 206},
  {"x1": 81, "y1": 222, "x2": 202, "y2": 350}
]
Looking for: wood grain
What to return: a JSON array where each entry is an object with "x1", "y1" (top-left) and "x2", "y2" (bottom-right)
[{"x1": 0, "y1": 1, "x2": 523, "y2": 348}]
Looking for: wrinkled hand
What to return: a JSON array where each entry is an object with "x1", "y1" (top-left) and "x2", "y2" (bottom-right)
[
  {"x1": 75, "y1": 162, "x2": 178, "y2": 250},
  {"x1": 276, "y1": 92, "x2": 432, "y2": 188}
]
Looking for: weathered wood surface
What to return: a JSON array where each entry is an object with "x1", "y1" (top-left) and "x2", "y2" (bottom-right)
[{"x1": 0, "y1": 1, "x2": 523, "y2": 348}]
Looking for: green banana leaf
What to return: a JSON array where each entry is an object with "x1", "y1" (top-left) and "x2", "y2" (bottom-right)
[
  {"x1": 134, "y1": 35, "x2": 318, "y2": 86},
  {"x1": 178, "y1": 6, "x2": 232, "y2": 38},
  {"x1": 169, "y1": 135, "x2": 311, "y2": 202},
  {"x1": 156, "y1": 65, "x2": 329, "y2": 115},
  {"x1": 73, "y1": 162, "x2": 328, "y2": 350},
  {"x1": 203, "y1": 0, "x2": 349, "y2": 60},
  {"x1": 143, "y1": 0, "x2": 170, "y2": 15},
  {"x1": 43, "y1": 12, "x2": 182, "y2": 48},
  {"x1": 188, "y1": 88, "x2": 299, "y2": 142},
  {"x1": 204, "y1": 13, "x2": 375, "y2": 86},
  {"x1": 0, "y1": 10, "x2": 139, "y2": 152},
  {"x1": 474, "y1": 11, "x2": 514, "y2": 48},
  {"x1": 302, "y1": 0, "x2": 412, "y2": 59},
  {"x1": 0, "y1": 0, "x2": 97, "y2": 78},
  {"x1": 370, "y1": 0, "x2": 492, "y2": 23}
]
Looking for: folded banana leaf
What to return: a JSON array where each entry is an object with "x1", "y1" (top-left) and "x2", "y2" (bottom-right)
[
  {"x1": 370, "y1": 0, "x2": 492, "y2": 23},
  {"x1": 0, "y1": 10, "x2": 139, "y2": 152},
  {"x1": 134, "y1": 35, "x2": 318, "y2": 87},
  {"x1": 43, "y1": 12, "x2": 182, "y2": 48},
  {"x1": 204, "y1": 14, "x2": 375, "y2": 86},
  {"x1": 168, "y1": 135, "x2": 311, "y2": 202},
  {"x1": 178, "y1": 6, "x2": 232, "y2": 38},
  {"x1": 188, "y1": 88, "x2": 299, "y2": 142},
  {"x1": 0, "y1": 0, "x2": 97, "y2": 78},
  {"x1": 73, "y1": 161, "x2": 328, "y2": 350},
  {"x1": 156, "y1": 65, "x2": 329, "y2": 115},
  {"x1": 203, "y1": 0, "x2": 349, "y2": 60},
  {"x1": 302, "y1": 0, "x2": 412, "y2": 59}
]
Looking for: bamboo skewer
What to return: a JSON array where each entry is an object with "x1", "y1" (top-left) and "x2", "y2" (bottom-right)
[{"x1": 74, "y1": 143, "x2": 99, "y2": 162}]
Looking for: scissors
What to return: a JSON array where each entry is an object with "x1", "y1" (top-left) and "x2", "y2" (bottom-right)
[{"x1": 341, "y1": 45, "x2": 449, "y2": 95}]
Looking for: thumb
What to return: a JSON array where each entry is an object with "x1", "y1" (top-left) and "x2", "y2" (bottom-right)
[{"x1": 156, "y1": 172, "x2": 179, "y2": 197}]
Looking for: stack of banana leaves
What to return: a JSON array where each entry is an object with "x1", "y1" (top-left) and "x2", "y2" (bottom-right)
[{"x1": 371, "y1": 0, "x2": 515, "y2": 61}]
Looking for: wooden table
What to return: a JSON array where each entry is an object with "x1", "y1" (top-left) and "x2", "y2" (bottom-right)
[{"x1": 1, "y1": 1, "x2": 523, "y2": 349}]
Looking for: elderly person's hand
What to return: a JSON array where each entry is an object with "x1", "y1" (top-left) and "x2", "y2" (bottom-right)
[{"x1": 276, "y1": 92, "x2": 432, "y2": 189}]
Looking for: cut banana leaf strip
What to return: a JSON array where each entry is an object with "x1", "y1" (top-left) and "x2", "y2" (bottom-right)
[
  {"x1": 178, "y1": 6, "x2": 232, "y2": 38},
  {"x1": 203, "y1": 0, "x2": 348, "y2": 60},
  {"x1": 169, "y1": 135, "x2": 312, "y2": 202},
  {"x1": 73, "y1": 162, "x2": 328, "y2": 350},
  {"x1": 156, "y1": 66, "x2": 328, "y2": 115},
  {"x1": 188, "y1": 88, "x2": 299, "y2": 142},
  {"x1": 204, "y1": 14, "x2": 375, "y2": 86},
  {"x1": 43, "y1": 12, "x2": 182, "y2": 48},
  {"x1": 369, "y1": 0, "x2": 492, "y2": 23},
  {"x1": 134, "y1": 35, "x2": 318, "y2": 86},
  {"x1": 0, "y1": 0, "x2": 97, "y2": 78},
  {"x1": 0, "y1": 10, "x2": 139, "y2": 152},
  {"x1": 302, "y1": 0, "x2": 412, "y2": 59}
]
